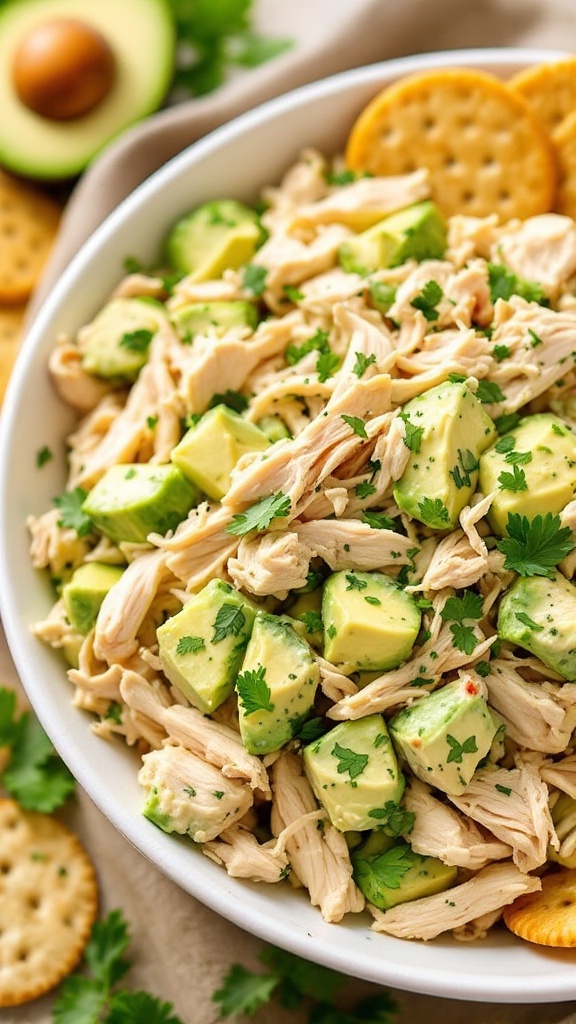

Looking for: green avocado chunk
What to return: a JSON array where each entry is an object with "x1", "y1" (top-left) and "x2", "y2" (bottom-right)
[
  {"x1": 393, "y1": 381, "x2": 497, "y2": 530},
  {"x1": 62, "y1": 561, "x2": 124, "y2": 635},
  {"x1": 236, "y1": 613, "x2": 320, "y2": 755},
  {"x1": 351, "y1": 837, "x2": 457, "y2": 910},
  {"x1": 164, "y1": 199, "x2": 264, "y2": 281},
  {"x1": 82, "y1": 464, "x2": 198, "y2": 544},
  {"x1": 338, "y1": 200, "x2": 447, "y2": 274},
  {"x1": 171, "y1": 404, "x2": 270, "y2": 501},
  {"x1": 479, "y1": 413, "x2": 576, "y2": 537},
  {"x1": 303, "y1": 715, "x2": 404, "y2": 832},
  {"x1": 549, "y1": 794, "x2": 576, "y2": 868},
  {"x1": 287, "y1": 588, "x2": 324, "y2": 649},
  {"x1": 170, "y1": 300, "x2": 258, "y2": 343},
  {"x1": 157, "y1": 579, "x2": 258, "y2": 713},
  {"x1": 0, "y1": 0, "x2": 175, "y2": 179},
  {"x1": 390, "y1": 676, "x2": 498, "y2": 796},
  {"x1": 322, "y1": 570, "x2": 421, "y2": 674},
  {"x1": 78, "y1": 297, "x2": 167, "y2": 381},
  {"x1": 497, "y1": 574, "x2": 576, "y2": 681},
  {"x1": 256, "y1": 415, "x2": 291, "y2": 443}
]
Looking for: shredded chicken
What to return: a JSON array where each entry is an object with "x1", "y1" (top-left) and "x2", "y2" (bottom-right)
[
  {"x1": 94, "y1": 549, "x2": 172, "y2": 664},
  {"x1": 228, "y1": 530, "x2": 311, "y2": 598},
  {"x1": 485, "y1": 657, "x2": 576, "y2": 754},
  {"x1": 202, "y1": 826, "x2": 289, "y2": 883}
]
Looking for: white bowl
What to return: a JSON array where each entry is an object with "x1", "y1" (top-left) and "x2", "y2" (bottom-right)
[{"x1": 2, "y1": 48, "x2": 576, "y2": 1004}]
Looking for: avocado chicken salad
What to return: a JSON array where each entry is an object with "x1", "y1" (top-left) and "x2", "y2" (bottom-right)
[{"x1": 29, "y1": 151, "x2": 576, "y2": 943}]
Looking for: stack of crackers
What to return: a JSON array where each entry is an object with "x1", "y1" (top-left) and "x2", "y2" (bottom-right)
[
  {"x1": 0, "y1": 170, "x2": 60, "y2": 405},
  {"x1": 346, "y1": 57, "x2": 576, "y2": 224}
]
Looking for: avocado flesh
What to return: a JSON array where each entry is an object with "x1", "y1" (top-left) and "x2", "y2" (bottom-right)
[
  {"x1": 288, "y1": 588, "x2": 323, "y2": 649},
  {"x1": 62, "y1": 561, "x2": 124, "y2": 635},
  {"x1": 303, "y1": 715, "x2": 404, "y2": 832},
  {"x1": 351, "y1": 838, "x2": 457, "y2": 910},
  {"x1": 338, "y1": 200, "x2": 447, "y2": 274},
  {"x1": 157, "y1": 579, "x2": 258, "y2": 714},
  {"x1": 257, "y1": 415, "x2": 291, "y2": 443},
  {"x1": 479, "y1": 413, "x2": 576, "y2": 537},
  {"x1": 170, "y1": 300, "x2": 258, "y2": 343},
  {"x1": 164, "y1": 200, "x2": 263, "y2": 281},
  {"x1": 236, "y1": 613, "x2": 320, "y2": 755},
  {"x1": 322, "y1": 570, "x2": 421, "y2": 674},
  {"x1": 0, "y1": 0, "x2": 175, "y2": 179},
  {"x1": 549, "y1": 794, "x2": 576, "y2": 868},
  {"x1": 497, "y1": 574, "x2": 576, "y2": 681},
  {"x1": 390, "y1": 676, "x2": 498, "y2": 796},
  {"x1": 393, "y1": 381, "x2": 497, "y2": 530},
  {"x1": 78, "y1": 297, "x2": 167, "y2": 381},
  {"x1": 82, "y1": 463, "x2": 198, "y2": 544},
  {"x1": 171, "y1": 404, "x2": 270, "y2": 501}
]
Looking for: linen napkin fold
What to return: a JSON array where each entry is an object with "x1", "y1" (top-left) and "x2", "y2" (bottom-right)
[{"x1": 9, "y1": 0, "x2": 576, "y2": 1021}]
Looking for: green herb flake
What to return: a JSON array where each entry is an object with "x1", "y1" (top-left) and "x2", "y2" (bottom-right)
[
  {"x1": 331, "y1": 742, "x2": 368, "y2": 780},
  {"x1": 226, "y1": 491, "x2": 291, "y2": 535},
  {"x1": 368, "y1": 802, "x2": 415, "y2": 836},
  {"x1": 341, "y1": 414, "x2": 368, "y2": 438},
  {"x1": 495, "y1": 412, "x2": 521, "y2": 434},
  {"x1": 410, "y1": 279, "x2": 444, "y2": 321},
  {"x1": 354, "y1": 480, "x2": 377, "y2": 498},
  {"x1": 498, "y1": 464, "x2": 528, "y2": 492},
  {"x1": 449, "y1": 448, "x2": 479, "y2": 489},
  {"x1": 316, "y1": 350, "x2": 340, "y2": 383},
  {"x1": 495, "y1": 783, "x2": 512, "y2": 796},
  {"x1": 399, "y1": 411, "x2": 424, "y2": 453},
  {"x1": 418, "y1": 496, "x2": 450, "y2": 526},
  {"x1": 446, "y1": 733, "x2": 478, "y2": 764},
  {"x1": 209, "y1": 390, "x2": 249, "y2": 413},
  {"x1": 369, "y1": 280, "x2": 397, "y2": 314},
  {"x1": 504, "y1": 450, "x2": 532, "y2": 466},
  {"x1": 242, "y1": 263, "x2": 267, "y2": 296},
  {"x1": 212, "y1": 604, "x2": 246, "y2": 643},
  {"x1": 362, "y1": 510, "x2": 398, "y2": 531},
  {"x1": 493, "y1": 344, "x2": 511, "y2": 362},
  {"x1": 53, "y1": 487, "x2": 93, "y2": 539},
  {"x1": 176, "y1": 635, "x2": 206, "y2": 655},
  {"x1": 236, "y1": 665, "x2": 274, "y2": 716},
  {"x1": 475, "y1": 379, "x2": 506, "y2": 404},
  {"x1": 36, "y1": 446, "x2": 53, "y2": 468},
  {"x1": 364, "y1": 595, "x2": 381, "y2": 606},
  {"x1": 118, "y1": 328, "x2": 153, "y2": 353},
  {"x1": 352, "y1": 351, "x2": 377, "y2": 378},
  {"x1": 494, "y1": 434, "x2": 516, "y2": 454},
  {"x1": 300, "y1": 612, "x2": 323, "y2": 635},
  {"x1": 496, "y1": 512, "x2": 574, "y2": 578},
  {"x1": 282, "y1": 284, "x2": 304, "y2": 302},
  {"x1": 345, "y1": 573, "x2": 367, "y2": 591},
  {"x1": 285, "y1": 328, "x2": 330, "y2": 365},
  {"x1": 528, "y1": 328, "x2": 543, "y2": 347},
  {"x1": 515, "y1": 611, "x2": 544, "y2": 631}
]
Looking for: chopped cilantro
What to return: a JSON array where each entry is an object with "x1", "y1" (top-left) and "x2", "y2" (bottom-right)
[
  {"x1": 367, "y1": 802, "x2": 415, "y2": 837},
  {"x1": 364, "y1": 595, "x2": 381, "y2": 606},
  {"x1": 316, "y1": 350, "x2": 340, "y2": 382},
  {"x1": 285, "y1": 328, "x2": 330, "y2": 365},
  {"x1": 495, "y1": 411, "x2": 521, "y2": 434},
  {"x1": 399, "y1": 411, "x2": 424, "y2": 453},
  {"x1": 475, "y1": 379, "x2": 505, "y2": 404},
  {"x1": 409, "y1": 279, "x2": 443, "y2": 321},
  {"x1": 300, "y1": 612, "x2": 323, "y2": 635},
  {"x1": 498, "y1": 464, "x2": 528, "y2": 492},
  {"x1": 352, "y1": 351, "x2": 377, "y2": 378},
  {"x1": 441, "y1": 591, "x2": 483, "y2": 655},
  {"x1": 345, "y1": 573, "x2": 367, "y2": 591},
  {"x1": 528, "y1": 328, "x2": 543, "y2": 347},
  {"x1": 446, "y1": 733, "x2": 478, "y2": 764},
  {"x1": 53, "y1": 487, "x2": 93, "y2": 538},
  {"x1": 355, "y1": 480, "x2": 377, "y2": 498},
  {"x1": 0, "y1": 687, "x2": 75, "y2": 813},
  {"x1": 493, "y1": 344, "x2": 510, "y2": 362},
  {"x1": 369, "y1": 280, "x2": 397, "y2": 314},
  {"x1": 212, "y1": 604, "x2": 246, "y2": 643},
  {"x1": 496, "y1": 512, "x2": 574, "y2": 577},
  {"x1": 494, "y1": 434, "x2": 515, "y2": 454},
  {"x1": 418, "y1": 496, "x2": 450, "y2": 527},
  {"x1": 504, "y1": 450, "x2": 532, "y2": 466},
  {"x1": 226, "y1": 491, "x2": 291, "y2": 535},
  {"x1": 36, "y1": 445, "x2": 53, "y2": 468},
  {"x1": 449, "y1": 448, "x2": 479, "y2": 489},
  {"x1": 176, "y1": 635, "x2": 205, "y2": 655},
  {"x1": 209, "y1": 390, "x2": 249, "y2": 413},
  {"x1": 341, "y1": 414, "x2": 368, "y2": 438},
  {"x1": 515, "y1": 611, "x2": 544, "y2": 631},
  {"x1": 495, "y1": 783, "x2": 512, "y2": 796},
  {"x1": 487, "y1": 263, "x2": 548, "y2": 306},
  {"x1": 282, "y1": 284, "x2": 304, "y2": 302},
  {"x1": 331, "y1": 743, "x2": 368, "y2": 780},
  {"x1": 362, "y1": 510, "x2": 398, "y2": 531},
  {"x1": 236, "y1": 665, "x2": 274, "y2": 716},
  {"x1": 242, "y1": 263, "x2": 267, "y2": 296},
  {"x1": 118, "y1": 328, "x2": 153, "y2": 353}
]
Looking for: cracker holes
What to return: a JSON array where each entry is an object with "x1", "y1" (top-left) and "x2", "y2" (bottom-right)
[{"x1": 0, "y1": 862, "x2": 10, "y2": 875}]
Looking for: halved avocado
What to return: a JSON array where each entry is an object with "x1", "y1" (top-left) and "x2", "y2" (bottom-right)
[{"x1": 0, "y1": 0, "x2": 176, "y2": 179}]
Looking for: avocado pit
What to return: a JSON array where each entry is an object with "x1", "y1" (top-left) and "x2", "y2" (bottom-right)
[{"x1": 12, "y1": 17, "x2": 115, "y2": 121}]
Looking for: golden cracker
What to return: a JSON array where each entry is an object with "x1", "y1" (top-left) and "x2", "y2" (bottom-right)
[
  {"x1": 503, "y1": 868, "x2": 576, "y2": 947},
  {"x1": 0, "y1": 798, "x2": 98, "y2": 1007},
  {"x1": 0, "y1": 305, "x2": 25, "y2": 404},
  {"x1": 0, "y1": 171, "x2": 60, "y2": 305},
  {"x1": 509, "y1": 58, "x2": 576, "y2": 135},
  {"x1": 552, "y1": 110, "x2": 576, "y2": 219},
  {"x1": 345, "y1": 67, "x2": 557, "y2": 220}
]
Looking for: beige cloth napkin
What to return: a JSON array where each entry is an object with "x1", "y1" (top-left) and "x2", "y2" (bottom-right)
[{"x1": 9, "y1": 0, "x2": 576, "y2": 1021}]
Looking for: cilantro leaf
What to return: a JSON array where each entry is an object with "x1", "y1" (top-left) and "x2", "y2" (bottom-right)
[
  {"x1": 242, "y1": 263, "x2": 267, "y2": 296},
  {"x1": 209, "y1": 390, "x2": 249, "y2": 413},
  {"x1": 236, "y1": 665, "x2": 274, "y2": 715},
  {"x1": 0, "y1": 693, "x2": 75, "y2": 813},
  {"x1": 368, "y1": 802, "x2": 415, "y2": 837},
  {"x1": 498, "y1": 464, "x2": 528, "y2": 492},
  {"x1": 496, "y1": 513, "x2": 574, "y2": 577},
  {"x1": 54, "y1": 487, "x2": 93, "y2": 538},
  {"x1": 84, "y1": 909, "x2": 131, "y2": 989},
  {"x1": 226, "y1": 491, "x2": 291, "y2": 535},
  {"x1": 487, "y1": 263, "x2": 548, "y2": 306},
  {"x1": 283, "y1": 284, "x2": 304, "y2": 302},
  {"x1": 441, "y1": 591, "x2": 483, "y2": 624},
  {"x1": 515, "y1": 611, "x2": 544, "y2": 631},
  {"x1": 285, "y1": 328, "x2": 330, "y2": 365},
  {"x1": 300, "y1": 612, "x2": 323, "y2": 634},
  {"x1": 493, "y1": 344, "x2": 510, "y2": 362},
  {"x1": 528, "y1": 328, "x2": 543, "y2": 347},
  {"x1": 358, "y1": 845, "x2": 413, "y2": 891},
  {"x1": 475, "y1": 379, "x2": 506, "y2": 404},
  {"x1": 369, "y1": 281, "x2": 397, "y2": 315},
  {"x1": 448, "y1": 622, "x2": 478, "y2": 655},
  {"x1": 341, "y1": 414, "x2": 367, "y2": 438},
  {"x1": 294, "y1": 716, "x2": 328, "y2": 743},
  {"x1": 418, "y1": 496, "x2": 450, "y2": 527},
  {"x1": 212, "y1": 962, "x2": 278, "y2": 1017},
  {"x1": 354, "y1": 480, "x2": 377, "y2": 498},
  {"x1": 309, "y1": 993, "x2": 398, "y2": 1024},
  {"x1": 259, "y1": 947, "x2": 345, "y2": 1007},
  {"x1": 118, "y1": 328, "x2": 153, "y2": 353},
  {"x1": 449, "y1": 448, "x2": 479, "y2": 489},
  {"x1": 410, "y1": 279, "x2": 443, "y2": 321},
  {"x1": 52, "y1": 975, "x2": 107, "y2": 1024},
  {"x1": 345, "y1": 573, "x2": 367, "y2": 591},
  {"x1": 362, "y1": 511, "x2": 398, "y2": 531},
  {"x1": 495, "y1": 412, "x2": 520, "y2": 434},
  {"x1": 36, "y1": 445, "x2": 53, "y2": 468},
  {"x1": 212, "y1": 604, "x2": 246, "y2": 643},
  {"x1": 399, "y1": 412, "x2": 424, "y2": 453},
  {"x1": 175, "y1": 635, "x2": 205, "y2": 655},
  {"x1": 316, "y1": 350, "x2": 340, "y2": 383},
  {"x1": 446, "y1": 733, "x2": 478, "y2": 764},
  {"x1": 232, "y1": 33, "x2": 293, "y2": 68},
  {"x1": 331, "y1": 742, "x2": 368, "y2": 780},
  {"x1": 494, "y1": 434, "x2": 515, "y2": 454},
  {"x1": 504, "y1": 450, "x2": 532, "y2": 466},
  {"x1": 352, "y1": 352, "x2": 377, "y2": 378},
  {"x1": 107, "y1": 991, "x2": 184, "y2": 1023}
]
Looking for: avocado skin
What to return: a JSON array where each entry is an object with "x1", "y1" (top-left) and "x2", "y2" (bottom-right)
[
  {"x1": 351, "y1": 838, "x2": 457, "y2": 909},
  {"x1": 497, "y1": 574, "x2": 576, "y2": 681}
]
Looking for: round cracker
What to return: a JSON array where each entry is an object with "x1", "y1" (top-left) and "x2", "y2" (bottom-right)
[
  {"x1": 345, "y1": 67, "x2": 557, "y2": 220},
  {"x1": 503, "y1": 868, "x2": 576, "y2": 947},
  {"x1": 0, "y1": 798, "x2": 98, "y2": 1007},
  {"x1": 509, "y1": 58, "x2": 576, "y2": 136},
  {"x1": 552, "y1": 110, "x2": 576, "y2": 219},
  {"x1": 0, "y1": 305, "x2": 25, "y2": 404},
  {"x1": 0, "y1": 170, "x2": 60, "y2": 305}
]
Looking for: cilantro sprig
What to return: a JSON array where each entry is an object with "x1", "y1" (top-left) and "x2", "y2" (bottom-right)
[
  {"x1": 227, "y1": 491, "x2": 291, "y2": 535},
  {"x1": 0, "y1": 687, "x2": 75, "y2": 812},
  {"x1": 496, "y1": 513, "x2": 574, "y2": 578},
  {"x1": 409, "y1": 280, "x2": 443, "y2": 321},
  {"x1": 54, "y1": 487, "x2": 94, "y2": 538},
  {"x1": 440, "y1": 591, "x2": 484, "y2": 655},
  {"x1": 236, "y1": 665, "x2": 274, "y2": 715}
]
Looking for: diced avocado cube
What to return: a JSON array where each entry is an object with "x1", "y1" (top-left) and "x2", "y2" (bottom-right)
[
  {"x1": 322, "y1": 570, "x2": 421, "y2": 674},
  {"x1": 236, "y1": 613, "x2": 320, "y2": 755},
  {"x1": 256, "y1": 415, "x2": 291, "y2": 443},
  {"x1": 157, "y1": 579, "x2": 258, "y2": 713},
  {"x1": 164, "y1": 199, "x2": 264, "y2": 281},
  {"x1": 171, "y1": 404, "x2": 270, "y2": 501},
  {"x1": 82, "y1": 464, "x2": 198, "y2": 544},
  {"x1": 77, "y1": 297, "x2": 167, "y2": 381},
  {"x1": 393, "y1": 381, "x2": 497, "y2": 530},
  {"x1": 479, "y1": 413, "x2": 576, "y2": 537},
  {"x1": 351, "y1": 837, "x2": 457, "y2": 910},
  {"x1": 288, "y1": 588, "x2": 324, "y2": 649},
  {"x1": 390, "y1": 676, "x2": 499, "y2": 796},
  {"x1": 497, "y1": 574, "x2": 576, "y2": 681},
  {"x1": 170, "y1": 300, "x2": 258, "y2": 343},
  {"x1": 338, "y1": 200, "x2": 447, "y2": 274},
  {"x1": 303, "y1": 715, "x2": 404, "y2": 832},
  {"x1": 62, "y1": 561, "x2": 124, "y2": 635},
  {"x1": 549, "y1": 794, "x2": 576, "y2": 868}
]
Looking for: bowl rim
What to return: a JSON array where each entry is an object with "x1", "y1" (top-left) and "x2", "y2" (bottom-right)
[{"x1": 2, "y1": 46, "x2": 576, "y2": 1004}]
